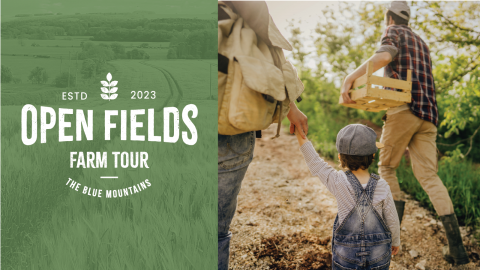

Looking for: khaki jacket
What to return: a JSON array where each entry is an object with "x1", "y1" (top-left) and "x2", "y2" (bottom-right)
[{"x1": 218, "y1": 1, "x2": 304, "y2": 137}]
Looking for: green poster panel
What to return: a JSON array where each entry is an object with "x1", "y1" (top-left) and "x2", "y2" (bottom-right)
[{"x1": 1, "y1": 0, "x2": 217, "y2": 269}]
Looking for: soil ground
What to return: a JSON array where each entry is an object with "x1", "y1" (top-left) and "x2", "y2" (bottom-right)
[{"x1": 228, "y1": 125, "x2": 480, "y2": 270}]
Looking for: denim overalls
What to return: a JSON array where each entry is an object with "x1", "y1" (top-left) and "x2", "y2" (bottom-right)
[{"x1": 332, "y1": 171, "x2": 392, "y2": 270}]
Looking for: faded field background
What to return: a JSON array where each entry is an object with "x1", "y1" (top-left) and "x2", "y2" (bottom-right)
[{"x1": 1, "y1": 0, "x2": 217, "y2": 269}]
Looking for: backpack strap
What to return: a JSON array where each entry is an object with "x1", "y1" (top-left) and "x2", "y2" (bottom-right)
[{"x1": 218, "y1": 53, "x2": 229, "y2": 74}]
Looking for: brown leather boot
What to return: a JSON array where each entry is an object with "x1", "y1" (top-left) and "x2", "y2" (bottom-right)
[{"x1": 440, "y1": 214, "x2": 470, "y2": 265}]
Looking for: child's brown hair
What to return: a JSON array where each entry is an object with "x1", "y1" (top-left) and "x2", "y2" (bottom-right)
[{"x1": 339, "y1": 154, "x2": 374, "y2": 171}]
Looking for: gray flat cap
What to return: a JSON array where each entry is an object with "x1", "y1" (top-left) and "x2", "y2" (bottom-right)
[
  {"x1": 387, "y1": 1, "x2": 410, "y2": 20},
  {"x1": 336, "y1": 124, "x2": 384, "y2": 156}
]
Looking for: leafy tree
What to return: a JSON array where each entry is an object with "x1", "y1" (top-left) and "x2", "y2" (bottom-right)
[
  {"x1": 169, "y1": 29, "x2": 216, "y2": 59},
  {"x1": 1, "y1": 65, "x2": 13, "y2": 83},
  {"x1": 126, "y1": 48, "x2": 150, "y2": 59},
  {"x1": 167, "y1": 47, "x2": 177, "y2": 59},
  {"x1": 37, "y1": 31, "x2": 54, "y2": 40},
  {"x1": 54, "y1": 72, "x2": 76, "y2": 88},
  {"x1": 28, "y1": 67, "x2": 48, "y2": 84},
  {"x1": 78, "y1": 43, "x2": 115, "y2": 61},
  {"x1": 110, "y1": 42, "x2": 126, "y2": 59},
  {"x1": 66, "y1": 24, "x2": 85, "y2": 36},
  {"x1": 411, "y1": 1, "x2": 480, "y2": 159},
  {"x1": 81, "y1": 59, "x2": 100, "y2": 79}
]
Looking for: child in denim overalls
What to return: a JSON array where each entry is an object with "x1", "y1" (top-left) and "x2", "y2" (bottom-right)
[{"x1": 295, "y1": 124, "x2": 400, "y2": 269}]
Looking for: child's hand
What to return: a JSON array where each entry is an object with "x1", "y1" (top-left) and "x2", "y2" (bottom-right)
[
  {"x1": 294, "y1": 126, "x2": 309, "y2": 146},
  {"x1": 392, "y1": 246, "x2": 399, "y2": 255}
]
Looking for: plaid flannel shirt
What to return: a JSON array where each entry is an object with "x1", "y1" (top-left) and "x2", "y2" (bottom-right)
[{"x1": 380, "y1": 25, "x2": 438, "y2": 126}]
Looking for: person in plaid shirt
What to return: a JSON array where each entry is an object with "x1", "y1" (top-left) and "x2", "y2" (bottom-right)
[
  {"x1": 380, "y1": 22, "x2": 439, "y2": 126},
  {"x1": 340, "y1": 1, "x2": 470, "y2": 266}
]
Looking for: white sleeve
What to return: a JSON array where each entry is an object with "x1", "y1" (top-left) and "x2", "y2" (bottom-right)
[
  {"x1": 383, "y1": 191, "x2": 401, "y2": 247},
  {"x1": 299, "y1": 141, "x2": 342, "y2": 196}
]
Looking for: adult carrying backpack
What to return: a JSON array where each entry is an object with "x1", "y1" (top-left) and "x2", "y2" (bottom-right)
[{"x1": 218, "y1": 2, "x2": 304, "y2": 138}]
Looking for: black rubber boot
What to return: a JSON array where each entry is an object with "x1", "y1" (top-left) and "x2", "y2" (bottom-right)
[
  {"x1": 440, "y1": 214, "x2": 470, "y2": 265},
  {"x1": 394, "y1": 200, "x2": 405, "y2": 225}
]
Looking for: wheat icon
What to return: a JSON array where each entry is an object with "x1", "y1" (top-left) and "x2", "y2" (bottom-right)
[{"x1": 101, "y1": 73, "x2": 118, "y2": 101}]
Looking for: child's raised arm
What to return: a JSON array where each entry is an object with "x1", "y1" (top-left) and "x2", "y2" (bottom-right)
[{"x1": 294, "y1": 127, "x2": 342, "y2": 196}]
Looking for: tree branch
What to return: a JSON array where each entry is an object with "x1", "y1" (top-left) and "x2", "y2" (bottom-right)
[
  {"x1": 438, "y1": 125, "x2": 480, "y2": 158},
  {"x1": 436, "y1": 54, "x2": 480, "y2": 93},
  {"x1": 436, "y1": 39, "x2": 480, "y2": 46},
  {"x1": 434, "y1": 13, "x2": 480, "y2": 35},
  {"x1": 437, "y1": 137, "x2": 470, "y2": 147},
  {"x1": 465, "y1": 125, "x2": 480, "y2": 157}
]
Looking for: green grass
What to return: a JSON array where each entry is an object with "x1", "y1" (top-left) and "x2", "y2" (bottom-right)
[
  {"x1": 395, "y1": 157, "x2": 480, "y2": 226},
  {"x1": 367, "y1": 152, "x2": 480, "y2": 227}
]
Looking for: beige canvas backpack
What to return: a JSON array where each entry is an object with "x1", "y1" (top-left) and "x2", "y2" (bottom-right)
[{"x1": 218, "y1": 2, "x2": 304, "y2": 138}]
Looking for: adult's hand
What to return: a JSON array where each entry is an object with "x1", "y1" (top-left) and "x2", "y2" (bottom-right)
[
  {"x1": 287, "y1": 102, "x2": 308, "y2": 139},
  {"x1": 340, "y1": 77, "x2": 356, "y2": 104}
]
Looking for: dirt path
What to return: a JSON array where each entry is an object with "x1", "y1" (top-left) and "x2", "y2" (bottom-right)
[{"x1": 229, "y1": 126, "x2": 480, "y2": 270}]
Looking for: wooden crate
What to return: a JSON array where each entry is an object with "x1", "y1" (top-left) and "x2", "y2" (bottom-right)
[{"x1": 339, "y1": 61, "x2": 412, "y2": 112}]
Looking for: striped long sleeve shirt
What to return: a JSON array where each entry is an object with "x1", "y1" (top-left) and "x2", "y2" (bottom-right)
[{"x1": 300, "y1": 141, "x2": 401, "y2": 247}]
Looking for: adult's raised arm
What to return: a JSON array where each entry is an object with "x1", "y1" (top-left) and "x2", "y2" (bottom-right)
[{"x1": 340, "y1": 51, "x2": 393, "y2": 104}]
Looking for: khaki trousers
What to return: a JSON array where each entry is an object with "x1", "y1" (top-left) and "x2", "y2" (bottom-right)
[{"x1": 378, "y1": 110, "x2": 454, "y2": 216}]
